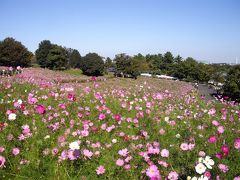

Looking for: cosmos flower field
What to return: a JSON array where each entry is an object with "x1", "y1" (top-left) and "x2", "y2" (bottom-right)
[{"x1": 0, "y1": 68, "x2": 240, "y2": 180}]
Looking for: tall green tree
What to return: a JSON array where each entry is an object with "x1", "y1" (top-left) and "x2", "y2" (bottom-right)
[
  {"x1": 69, "y1": 49, "x2": 81, "y2": 68},
  {"x1": 35, "y1": 40, "x2": 52, "y2": 68},
  {"x1": 80, "y1": 53, "x2": 104, "y2": 76},
  {"x1": 223, "y1": 65, "x2": 240, "y2": 100},
  {"x1": 114, "y1": 53, "x2": 132, "y2": 74},
  {"x1": 46, "y1": 45, "x2": 67, "y2": 70},
  {"x1": 0, "y1": 37, "x2": 32, "y2": 67}
]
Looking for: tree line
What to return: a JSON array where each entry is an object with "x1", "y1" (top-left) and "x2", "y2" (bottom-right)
[{"x1": 0, "y1": 37, "x2": 239, "y2": 100}]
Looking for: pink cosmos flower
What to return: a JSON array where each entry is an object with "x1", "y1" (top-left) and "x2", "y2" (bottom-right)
[
  {"x1": 234, "y1": 138, "x2": 240, "y2": 149},
  {"x1": 180, "y1": 143, "x2": 189, "y2": 151},
  {"x1": 118, "y1": 148, "x2": 129, "y2": 157},
  {"x1": 168, "y1": 171, "x2": 179, "y2": 180},
  {"x1": 208, "y1": 135, "x2": 217, "y2": 143},
  {"x1": 146, "y1": 165, "x2": 160, "y2": 179},
  {"x1": 234, "y1": 176, "x2": 240, "y2": 180},
  {"x1": 188, "y1": 143, "x2": 195, "y2": 150},
  {"x1": 158, "y1": 160, "x2": 168, "y2": 168},
  {"x1": 160, "y1": 149, "x2": 169, "y2": 158},
  {"x1": 96, "y1": 165, "x2": 105, "y2": 175},
  {"x1": 217, "y1": 126, "x2": 224, "y2": 134},
  {"x1": 114, "y1": 114, "x2": 121, "y2": 122},
  {"x1": 52, "y1": 148, "x2": 59, "y2": 155},
  {"x1": 212, "y1": 120, "x2": 219, "y2": 126},
  {"x1": 198, "y1": 151, "x2": 206, "y2": 157},
  {"x1": 83, "y1": 149, "x2": 93, "y2": 159},
  {"x1": 116, "y1": 158, "x2": 124, "y2": 166},
  {"x1": 0, "y1": 156, "x2": 6, "y2": 168},
  {"x1": 221, "y1": 145, "x2": 229, "y2": 154},
  {"x1": 0, "y1": 147, "x2": 5, "y2": 153},
  {"x1": 159, "y1": 128, "x2": 165, "y2": 135},
  {"x1": 204, "y1": 171, "x2": 211, "y2": 179},
  {"x1": 67, "y1": 93, "x2": 76, "y2": 101},
  {"x1": 218, "y1": 164, "x2": 229, "y2": 173},
  {"x1": 98, "y1": 113, "x2": 106, "y2": 121},
  {"x1": 208, "y1": 108, "x2": 216, "y2": 115},
  {"x1": 124, "y1": 164, "x2": 131, "y2": 170},
  {"x1": 36, "y1": 105, "x2": 46, "y2": 114},
  {"x1": 12, "y1": 148, "x2": 20, "y2": 156}
]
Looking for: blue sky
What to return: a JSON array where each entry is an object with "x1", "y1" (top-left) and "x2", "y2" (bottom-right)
[{"x1": 0, "y1": 0, "x2": 240, "y2": 63}]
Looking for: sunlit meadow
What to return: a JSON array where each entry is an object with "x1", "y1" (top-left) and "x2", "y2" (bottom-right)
[{"x1": 0, "y1": 67, "x2": 239, "y2": 180}]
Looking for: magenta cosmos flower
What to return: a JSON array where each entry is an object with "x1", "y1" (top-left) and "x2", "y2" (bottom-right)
[
  {"x1": 208, "y1": 135, "x2": 217, "y2": 143},
  {"x1": 221, "y1": 145, "x2": 229, "y2": 154},
  {"x1": 36, "y1": 105, "x2": 46, "y2": 114},
  {"x1": 96, "y1": 165, "x2": 105, "y2": 175},
  {"x1": 98, "y1": 113, "x2": 106, "y2": 121},
  {"x1": 114, "y1": 114, "x2": 121, "y2": 122}
]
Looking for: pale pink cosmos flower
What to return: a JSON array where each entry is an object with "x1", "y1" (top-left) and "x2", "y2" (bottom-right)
[
  {"x1": 160, "y1": 149, "x2": 169, "y2": 158},
  {"x1": 159, "y1": 128, "x2": 165, "y2": 135},
  {"x1": 118, "y1": 148, "x2": 129, "y2": 157},
  {"x1": 168, "y1": 171, "x2": 179, "y2": 180},
  {"x1": 146, "y1": 165, "x2": 160, "y2": 179},
  {"x1": 218, "y1": 164, "x2": 229, "y2": 173},
  {"x1": 180, "y1": 143, "x2": 189, "y2": 151},
  {"x1": 188, "y1": 143, "x2": 195, "y2": 150},
  {"x1": 12, "y1": 148, "x2": 20, "y2": 156},
  {"x1": 217, "y1": 126, "x2": 224, "y2": 134},
  {"x1": 116, "y1": 158, "x2": 124, "y2": 166},
  {"x1": 212, "y1": 120, "x2": 219, "y2": 126},
  {"x1": 83, "y1": 149, "x2": 93, "y2": 159},
  {"x1": 96, "y1": 165, "x2": 105, "y2": 175},
  {"x1": 0, "y1": 156, "x2": 6, "y2": 168},
  {"x1": 208, "y1": 108, "x2": 216, "y2": 115},
  {"x1": 158, "y1": 160, "x2": 168, "y2": 167},
  {"x1": 0, "y1": 147, "x2": 5, "y2": 153}
]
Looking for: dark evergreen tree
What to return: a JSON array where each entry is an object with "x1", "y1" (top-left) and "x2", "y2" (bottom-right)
[
  {"x1": 0, "y1": 37, "x2": 32, "y2": 67},
  {"x1": 35, "y1": 40, "x2": 52, "y2": 68},
  {"x1": 69, "y1": 49, "x2": 81, "y2": 68},
  {"x1": 46, "y1": 45, "x2": 67, "y2": 70},
  {"x1": 80, "y1": 53, "x2": 104, "y2": 76},
  {"x1": 223, "y1": 65, "x2": 240, "y2": 100}
]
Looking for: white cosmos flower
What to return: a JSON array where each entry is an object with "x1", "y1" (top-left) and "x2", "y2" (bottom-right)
[
  {"x1": 8, "y1": 113, "x2": 16, "y2": 120},
  {"x1": 191, "y1": 177, "x2": 198, "y2": 180},
  {"x1": 198, "y1": 157, "x2": 203, "y2": 163},
  {"x1": 17, "y1": 99, "x2": 23, "y2": 104},
  {"x1": 198, "y1": 175, "x2": 208, "y2": 180},
  {"x1": 112, "y1": 139, "x2": 117, "y2": 143},
  {"x1": 203, "y1": 156, "x2": 214, "y2": 169},
  {"x1": 195, "y1": 163, "x2": 206, "y2": 174},
  {"x1": 69, "y1": 141, "x2": 80, "y2": 150}
]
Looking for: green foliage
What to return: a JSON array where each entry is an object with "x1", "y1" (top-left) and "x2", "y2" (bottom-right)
[
  {"x1": 35, "y1": 40, "x2": 52, "y2": 68},
  {"x1": 0, "y1": 37, "x2": 32, "y2": 67},
  {"x1": 114, "y1": 53, "x2": 132, "y2": 74},
  {"x1": 223, "y1": 65, "x2": 240, "y2": 100},
  {"x1": 46, "y1": 45, "x2": 68, "y2": 70},
  {"x1": 104, "y1": 57, "x2": 113, "y2": 69},
  {"x1": 68, "y1": 49, "x2": 81, "y2": 68},
  {"x1": 80, "y1": 53, "x2": 104, "y2": 76},
  {"x1": 35, "y1": 40, "x2": 68, "y2": 70}
]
